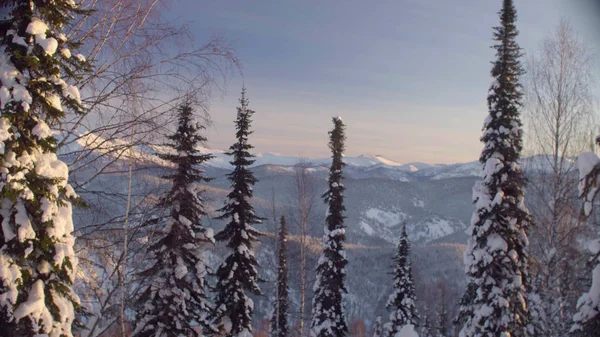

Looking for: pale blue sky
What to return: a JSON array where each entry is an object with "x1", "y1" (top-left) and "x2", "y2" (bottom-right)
[{"x1": 172, "y1": 0, "x2": 598, "y2": 164}]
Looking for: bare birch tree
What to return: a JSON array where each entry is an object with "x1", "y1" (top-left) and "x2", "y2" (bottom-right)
[
  {"x1": 54, "y1": 2, "x2": 240, "y2": 335},
  {"x1": 60, "y1": 0, "x2": 239, "y2": 178},
  {"x1": 523, "y1": 19, "x2": 597, "y2": 337},
  {"x1": 288, "y1": 160, "x2": 318, "y2": 336}
]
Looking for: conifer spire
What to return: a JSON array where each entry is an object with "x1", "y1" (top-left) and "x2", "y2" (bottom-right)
[
  {"x1": 459, "y1": 1, "x2": 532, "y2": 336},
  {"x1": 212, "y1": 87, "x2": 263, "y2": 337},
  {"x1": 0, "y1": 1, "x2": 90, "y2": 336},
  {"x1": 384, "y1": 225, "x2": 419, "y2": 337},
  {"x1": 270, "y1": 216, "x2": 289, "y2": 337},
  {"x1": 310, "y1": 116, "x2": 348, "y2": 337},
  {"x1": 132, "y1": 101, "x2": 215, "y2": 337}
]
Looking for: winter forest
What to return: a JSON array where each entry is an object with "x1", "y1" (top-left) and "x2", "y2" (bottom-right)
[{"x1": 1, "y1": 1, "x2": 600, "y2": 337}]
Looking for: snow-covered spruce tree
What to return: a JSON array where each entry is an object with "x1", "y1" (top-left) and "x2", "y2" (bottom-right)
[
  {"x1": 372, "y1": 316, "x2": 383, "y2": 337},
  {"x1": 212, "y1": 88, "x2": 263, "y2": 337},
  {"x1": 270, "y1": 216, "x2": 289, "y2": 337},
  {"x1": 570, "y1": 149, "x2": 600, "y2": 336},
  {"x1": 384, "y1": 225, "x2": 418, "y2": 337},
  {"x1": 131, "y1": 101, "x2": 215, "y2": 337},
  {"x1": 459, "y1": 1, "x2": 533, "y2": 337},
  {"x1": 310, "y1": 116, "x2": 348, "y2": 337},
  {"x1": 0, "y1": 2, "x2": 90, "y2": 337}
]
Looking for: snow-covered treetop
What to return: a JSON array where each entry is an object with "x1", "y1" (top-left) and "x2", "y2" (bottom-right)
[
  {"x1": 132, "y1": 101, "x2": 216, "y2": 337},
  {"x1": 0, "y1": 1, "x2": 91, "y2": 337},
  {"x1": 212, "y1": 88, "x2": 263, "y2": 337},
  {"x1": 0, "y1": 2, "x2": 89, "y2": 120},
  {"x1": 311, "y1": 117, "x2": 348, "y2": 337},
  {"x1": 460, "y1": 1, "x2": 532, "y2": 337},
  {"x1": 386, "y1": 225, "x2": 419, "y2": 333}
]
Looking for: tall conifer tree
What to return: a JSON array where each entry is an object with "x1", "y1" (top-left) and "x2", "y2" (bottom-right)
[
  {"x1": 270, "y1": 216, "x2": 289, "y2": 337},
  {"x1": 459, "y1": 1, "x2": 532, "y2": 336},
  {"x1": 132, "y1": 101, "x2": 215, "y2": 337},
  {"x1": 310, "y1": 116, "x2": 348, "y2": 337},
  {"x1": 212, "y1": 88, "x2": 262, "y2": 337},
  {"x1": 384, "y1": 225, "x2": 418, "y2": 337},
  {"x1": 0, "y1": 2, "x2": 90, "y2": 337}
]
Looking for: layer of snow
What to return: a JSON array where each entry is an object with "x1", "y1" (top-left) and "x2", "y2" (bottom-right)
[
  {"x1": 395, "y1": 325, "x2": 419, "y2": 337},
  {"x1": 405, "y1": 164, "x2": 419, "y2": 172},
  {"x1": 573, "y1": 262, "x2": 600, "y2": 330},
  {"x1": 13, "y1": 280, "x2": 53, "y2": 332},
  {"x1": 411, "y1": 216, "x2": 464, "y2": 242},
  {"x1": 359, "y1": 205, "x2": 465, "y2": 244},
  {"x1": 26, "y1": 19, "x2": 48, "y2": 35},
  {"x1": 60, "y1": 48, "x2": 71, "y2": 59},
  {"x1": 412, "y1": 198, "x2": 425, "y2": 208},
  {"x1": 359, "y1": 221, "x2": 374, "y2": 235},
  {"x1": 578, "y1": 152, "x2": 600, "y2": 180},
  {"x1": 0, "y1": 255, "x2": 21, "y2": 309},
  {"x1": 32, "y1": 120, "x2": 52, "y2": 139},
  {"x1": 364, "y1": 208, "x2": 407, "y2": 227},
  {"x1": 35, "y1": 34, "x2": 58, "y2": 55}
]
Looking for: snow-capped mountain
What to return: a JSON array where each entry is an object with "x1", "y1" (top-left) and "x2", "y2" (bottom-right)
[
  {"x1": 60, "y1": 134, "x2": 481, "y2": 182},
  {"x1": 60, "y1": 133, "x2": 483, "y2": 181},
  {"x1": 162, "y1": 142, "x2": 482, "y2": 181},
  {"x1": 201, "y1": 150, "x2": 415, "y2": 171},
  {"x1": 201, "y1": 148, "x2": 483, "y2": 181},
  {"x1": 65, "y1": 133, "x2": 570, "y2": 184}
]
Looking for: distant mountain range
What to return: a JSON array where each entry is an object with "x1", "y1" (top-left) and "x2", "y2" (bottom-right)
[
  {"x1": 161, "y1": 146, "x2": 483, "y2": 183},
  {"x1": 63, "y1": 131, "x2": 578, "y2": 184},
  {"x1": 198, "y1": 147, "x2": 482, "y2": 181},
  {"x1": 64, "y1": 132, "x2": 578, "y2": 327}
]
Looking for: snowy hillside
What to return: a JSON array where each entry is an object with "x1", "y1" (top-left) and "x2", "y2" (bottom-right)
[{"x1": 358, "y1": 207, "x2": 466, "y2": 244}]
